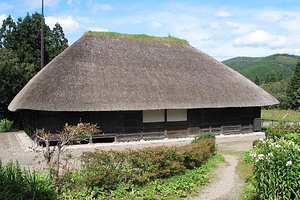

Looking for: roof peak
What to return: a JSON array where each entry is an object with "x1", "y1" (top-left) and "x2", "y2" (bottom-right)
[{"x1": 84, "y1": 31, "x2": 189, "y2": 45}]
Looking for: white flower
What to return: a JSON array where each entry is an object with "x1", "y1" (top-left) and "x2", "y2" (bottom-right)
[
  {"x1": 257, "y1": 154, "x2": 264, "y2": 160},
  {"x1": 259, "y1": 138, "x2": 264, "y2": 142},
  {"x1": 275, "y1": 144, "x2": 281, "y2": 148},
  {"x1": 269, "y1": 143, "x2": 275, "y2": 147},
  {"x1": 250, "y1": 153, "x2": 257, "y2": 158},
  {"x1": 268, "y1": 152, "x2": 274, "y2": 157},
  {"x1": 289, "y1": 141, "x2": 295, "y2": 146},
  {"x1": 286, "y1": 160, "x2": 292, "y2": 166}
]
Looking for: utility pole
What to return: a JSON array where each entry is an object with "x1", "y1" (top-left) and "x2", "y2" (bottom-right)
[{"x1": 41, "y1": 0, "x2": 44, "y2": 69}]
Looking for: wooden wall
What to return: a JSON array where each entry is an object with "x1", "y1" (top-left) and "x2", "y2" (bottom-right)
[{"x1": 23, "y1": 107, "x2": 261, "y2": 138}]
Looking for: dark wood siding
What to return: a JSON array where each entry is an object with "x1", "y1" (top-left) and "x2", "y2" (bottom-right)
[
  {"x1": 188, "y1": 107, "x2": 261, "y2": 134},
  {"x1": 22, "y1": 107, "x2": 261, "y2": 137}
]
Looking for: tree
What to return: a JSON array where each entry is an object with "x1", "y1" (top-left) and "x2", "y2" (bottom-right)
[
  {"x1": 265, "y1": 70, "x2": 277, "y2": 84},
  {"x1": 254, "y1": 74, "x2": 260, "y2": 85},
  {"x1": 48, "y1": 23, "x2": 68, "y2": 60},
  {"x1": 261, "y1": 79, "x2": 289, "y2": 109},
  {"x1": 286, "y1": 62, "x2": 300, "y2": 110},
  {"x1": 0, "y1": 13, "x2": 68, "y2": 121},
  {"x1": 1, "y1": 13, "x2": 68, "y2": 74},
  {"x1": 0, "y1": 15, "x2": 16, "y2": 48},
  {"x1": 0, "y1": 49, "x2": 26, "y2": 117}
]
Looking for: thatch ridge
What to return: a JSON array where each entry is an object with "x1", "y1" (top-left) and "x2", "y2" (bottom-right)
[
  {"x1": 8, "y1": 32, "x2": 279, "y2": 112},
  {"x1": 84, "y1": 31, "x2": 189, "y2": 45}
]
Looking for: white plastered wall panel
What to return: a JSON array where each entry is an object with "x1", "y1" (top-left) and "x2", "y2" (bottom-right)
[
  {"x1": 143, "y1": 110, "x2": 164, "y2": 123},
  {"x1": 167, "y1": 109, "x2": 187, "y2": 122}
]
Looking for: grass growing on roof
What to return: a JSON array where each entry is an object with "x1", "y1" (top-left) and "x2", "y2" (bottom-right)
[{"x1": 84, "y1": 31, "x2": 189, "y2": 45}]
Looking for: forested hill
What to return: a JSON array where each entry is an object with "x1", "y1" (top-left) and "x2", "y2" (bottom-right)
[{"x1": 222, "y1": 54, "x2": 300, "y2": 83}]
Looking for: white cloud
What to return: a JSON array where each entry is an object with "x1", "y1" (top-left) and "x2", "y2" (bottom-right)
[
  {"x1": 280, "y1": 15, "x2": 300, "y2": 32},
  {"x1": 234, "y1": 30, "x2": 287, "y2": 48},
  {"x1": 260, "y1": 10, "x2": 291, "y2": 23},
  {"x1": 89, "y1": 27, "x2": 109, "y2": 32},
  {"x1": 295, "y1": 48, "x2": 300, "y2": 53},
  {"x1": 210, "y1": 21, "x2": 255, "y2": 35},
  {"x1": 215, "y1": 11, "x2": 231, "y2": 17},
  {"x1": 260, "y1": 10, "x2": 300, "y2": 32},
  {"x1": 45, "y1": 15, "x2": 80, "y2": 33},
  {"x1": 0, "y1": 14, "x2": 7, "y2": 22}
]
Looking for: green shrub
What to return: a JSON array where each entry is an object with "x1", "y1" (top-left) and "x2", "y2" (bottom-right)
[
  {"x1": 245, "y1": 138, "x2": 300, "y2": 199},
  {"x1": 0, "y1": 118, "x2": 13, "y2": 132},
  {"x1": 79, "y1": 138, "x2": 216, "y2": 192},
  {"x1": 192, "y1": 132, "x2": 215, "y2": 143},
  {"x1": 0, "y1": 160, "x2": 57, "y2": 199},
  {"x1": 59, "y1": 154, "x2": 224, "y2": 200},
  {"x1": 284, "y1": 133, "x2": 300, "y2": 144},
  {"x1": 266, "y1": 122, "x2": 300, "y2": 139}
]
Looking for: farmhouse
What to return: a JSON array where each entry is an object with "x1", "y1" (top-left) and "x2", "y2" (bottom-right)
[{"x1": 9, "y1": 32, "x2": 278, "y2": 141}]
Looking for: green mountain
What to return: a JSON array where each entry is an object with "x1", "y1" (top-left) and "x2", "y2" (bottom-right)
[{"x1": 222, "y1": 54, "x2": 300, "y2": 82}]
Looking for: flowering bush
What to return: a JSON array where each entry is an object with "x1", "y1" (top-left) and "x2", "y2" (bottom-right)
[
  {"x1": 247, "y1": 137, "x2": 300, "y2": 199},
  {"x1": 61, "y1": 122, "x2": 101, "y2": 144}
]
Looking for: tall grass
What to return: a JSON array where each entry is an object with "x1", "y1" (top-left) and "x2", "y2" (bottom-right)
[
  {"x1": 0, "y1": 118, "x2": 13, "y2": 132},
  {"x1": 0, "y1": 160, "x2": 57, "y2": 199},
  {"x1": 84, "y1": 31, "x2": 189, "y2": 45},
  {"x1": 261, "y1": 109, "x2": 300, "y2": 122}
]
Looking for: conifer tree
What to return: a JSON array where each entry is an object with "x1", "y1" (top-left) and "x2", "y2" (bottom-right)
[
  {"x1": 254, "y1": 74, "x2": 260, "y2": 85},
  {"x1": 286, "y1": 62, "x2": 300, "y2": 110},
  {"x1": 0, "y1": 13, "x2": 68, "y2": 120}
]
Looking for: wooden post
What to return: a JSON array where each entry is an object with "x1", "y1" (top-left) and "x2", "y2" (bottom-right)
[
  {"x1": 41, "y1": 0, "x2": 44, "y2": 69},
  {"x1": 164, "y1": 109, "x2": 167, "y2": 138}
]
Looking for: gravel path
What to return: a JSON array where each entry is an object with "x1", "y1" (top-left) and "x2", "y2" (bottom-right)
[
  {"x1": 0, "y1": 131, "x2": 45, "y2": 169},
  {"x1": 189, "y1": 132, "x2": 265, "y2": 200},
  {"x1": 190, "y1": 155, "x2": 244, "y2": 200}
]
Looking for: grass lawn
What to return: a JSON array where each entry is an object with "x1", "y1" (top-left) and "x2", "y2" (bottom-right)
[{"x1": 261, "y1": 109, "x2": 300, "y2": 122}]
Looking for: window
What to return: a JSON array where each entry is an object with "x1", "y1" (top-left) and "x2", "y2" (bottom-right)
[
  {"x1": 143, "y1": 110, "x2": 164, "y2": 123},
  {"x1": 167, "y1": 109, "x2": 187, "y2": 122},
  {"x1": 143, "y1": 109, "x2": 187, "y2": 123}
]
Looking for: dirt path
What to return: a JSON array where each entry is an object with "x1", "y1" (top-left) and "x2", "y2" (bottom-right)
[
  {"x1": 190, "y1": 155, "x2": 243, "y2": 200},
  {"x1": 189, "y1": 133, "x2": 264, "y2": 200}
]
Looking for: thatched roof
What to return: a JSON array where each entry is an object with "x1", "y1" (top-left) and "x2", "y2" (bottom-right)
[{"x1": 9, "y1": 31, "x2": 278, "y2": 112}]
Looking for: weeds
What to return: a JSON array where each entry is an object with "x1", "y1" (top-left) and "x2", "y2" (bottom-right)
[
  {"x1": 0, "y1": 118, "x2": 13, "y2": 132},
  {"x1": 0, "y1": 160, "x2": 57, "y2": 199}
]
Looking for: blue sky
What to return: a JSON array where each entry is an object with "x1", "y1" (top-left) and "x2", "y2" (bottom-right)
[{"x1": 1, "y1": 0, "x2": 300, "y2": 61}]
